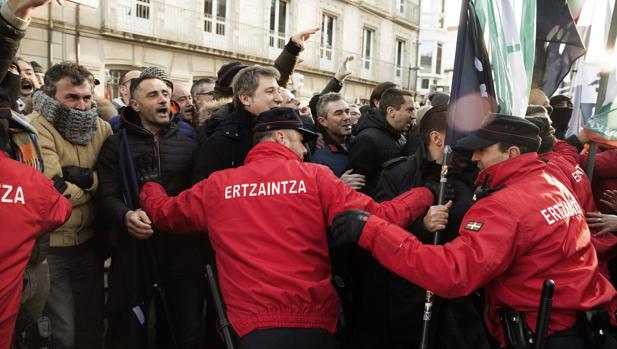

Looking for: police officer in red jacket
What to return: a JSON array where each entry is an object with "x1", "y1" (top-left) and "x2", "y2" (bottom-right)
[
  {"x1": 0, "y1": 116, "x2": 72, "y2": 348},
  {"x1": 332, "y1": 114, "x2": 617, "y2": 349},
  {"x1": 139, "y1": 107, "x2": 434, "y2": 349}
]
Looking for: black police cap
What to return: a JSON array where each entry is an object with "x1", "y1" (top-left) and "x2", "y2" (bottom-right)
[
  {"x1": 253, "y1": 107, "x2": 318, "y2": 142},
  {"x1": 454, "y1": 114, "x2": 541, "y2": 152}
]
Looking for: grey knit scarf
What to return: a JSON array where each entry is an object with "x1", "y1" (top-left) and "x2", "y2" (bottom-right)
[{"x1": 32, "y1": 90, "x2": 99, "y2": 145}]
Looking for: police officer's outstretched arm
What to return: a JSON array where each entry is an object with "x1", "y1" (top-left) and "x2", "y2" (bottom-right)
[
  {"x1": 139, "y1": 181, "x2": 210, "y2": 234},
  {"x1": 334, "y1": 196, "x2": 517, "y2": 299},
  {"x1": 316, "y1": 167, "x2": 433, "y2": 228}
]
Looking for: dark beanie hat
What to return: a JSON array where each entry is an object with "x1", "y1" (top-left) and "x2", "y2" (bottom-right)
[
  {"x1": 549, "y1": 94, "x2": 571, "y2": 108},
  {"x1": 214, "y1": 61, "x2": 248, "y2": 100},
  {"x1": 454, "y1": 114, "x2": 541, "y2": 152}
]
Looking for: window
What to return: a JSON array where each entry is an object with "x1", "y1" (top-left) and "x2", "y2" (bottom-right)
[
  {"x1": 422, "y1": 79, "x2": 430, "y2": 89},
  {"x1": 439, "y1": 0, "x2": 445, "y2": 28},
  {"x1": 136, "y1": 0, "x2": 150, "y2": 19},
  {"x1": 204, "y1": 0, "x2": 227, "y2": 35},
  {"x1": 362, "y1": 28, "x2": 374, "y2": 70},
  {"x1": 419, "y1": 42, "x2": 433, "y2": 72},
  {"x1": 436, "y1": 43, "x2": 443, "y2": 74},
  {"x1": 269, "y1": 0, "x2": 288, "y2": 49},
  {"x1": 395, "y1": 40, "x2": 405, "y2": 78},
  {"x1": 398, "y1": 0, "x2": 405, "y2": 13},
  {"x1": 321, "y1": 14, "x2": 336, "y2": 61}
]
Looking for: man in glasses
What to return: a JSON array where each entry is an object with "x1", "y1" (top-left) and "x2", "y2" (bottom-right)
[{"x1": 190, "y1": 77, "x2": 215, "y2": 112}]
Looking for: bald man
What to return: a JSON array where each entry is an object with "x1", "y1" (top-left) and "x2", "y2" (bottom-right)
[{"x1": 172, "y1": 83, "x2": 195, "y2": 124}]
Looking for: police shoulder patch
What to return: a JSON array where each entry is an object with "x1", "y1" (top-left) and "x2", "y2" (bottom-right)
[{"x1": 464, "y1": 221, "x2": 483, "y2": 232}]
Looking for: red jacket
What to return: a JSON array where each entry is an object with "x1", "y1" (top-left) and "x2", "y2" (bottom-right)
[
  {"x1": 140, "y1": 142, "x2": 433, "y2": 337},
  {"x1": 357, "y1": 153, "x2": 617, "y2": 345},
  {"x1": 0, "y1": 152, "x2": 71, "y2": 348},
  {"x1": 580, "y1": 148, "x2": 617, "y2": 213},
  {"x1": 548, "y1": 140, "x2": 617, "y2": 274}
]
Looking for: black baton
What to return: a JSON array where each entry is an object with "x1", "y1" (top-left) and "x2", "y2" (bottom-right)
[
  {"x1": 206, "y1": 264, "x2": 236, "y2": 349},
  {"x1": 534, "y1": 280, "x2": 555, "y2": 349}
]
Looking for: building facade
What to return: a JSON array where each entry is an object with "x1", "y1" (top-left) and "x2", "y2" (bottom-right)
[
  {"x1": 415, "y1": 0, "x2": 448, "y2": 99},
  {"x1": 18, "y1": 0, "x2": 420, "y2": 103}
]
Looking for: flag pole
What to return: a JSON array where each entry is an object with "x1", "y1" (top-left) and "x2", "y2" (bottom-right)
[
  {"x1": 586, "y1": 0, "x2": 617, "y2": 180},
  {"x1": 418, "y1": 1, "x2": 469, "y2": 347}
]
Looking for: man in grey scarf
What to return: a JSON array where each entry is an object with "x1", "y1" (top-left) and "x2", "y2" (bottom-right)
[{"x1": 29, "y1": 61, "x2": 112, "y2": 348}]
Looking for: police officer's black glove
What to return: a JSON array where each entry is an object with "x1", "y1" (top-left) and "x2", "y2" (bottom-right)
[
  {"x1": 425, "y1": 180, "x2": 456, "y2": 204},
  {"x1": 51, "y1": 175, "x2": 67, "y2": 194},
  {"x1": 135, "y1": 153, "x2": 160, "y2": 186},
  {"x1": 330, "y1": 210, "x2": 371, "y2": 245},
  {"x1": 61, "y1": 166, "x2": 93, "y2": 190}
]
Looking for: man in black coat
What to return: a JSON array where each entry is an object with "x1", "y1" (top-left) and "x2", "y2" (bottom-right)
[
  {"x1": 191, "y1": 65, "x2": 282, "y2": 182},
  {"x1": 97, "y1": 73, "x2": 203, "y2": 349},
  {"x1": 347, "y1": 88, "x2": 416, "y2": 198},
  {"x1": 374, "y1": 106, "x2": 492, "y2": 349}
]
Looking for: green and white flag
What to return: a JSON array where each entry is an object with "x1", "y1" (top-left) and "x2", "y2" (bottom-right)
[{"x1": 474, "y1": 0, "x2": 536, "y2": 116}]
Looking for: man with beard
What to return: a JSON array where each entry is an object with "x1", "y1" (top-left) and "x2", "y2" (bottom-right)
[
  {"x1": 97, "y1": 71, "x2": 202, "y2": 348},
  {"x1": 348, "y1": 88, "x2": 416, "y2": 197},
  {"x1": 16, "y1": 57, "x2": 39, "y2": 97},
  {"x1": 30, "y1": 62, "x2": 112, "y2": 348},
  {"x1": 172, "y1": 82, "x2": 196, "y2": 126}
]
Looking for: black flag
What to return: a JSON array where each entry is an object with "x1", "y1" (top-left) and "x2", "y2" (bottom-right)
[
  {"x1": 532, "y1": 0, "x2": 586, "y2": 97},
  {"x1": 447, "y1": 0, "x2": 497, "y2": 147}
]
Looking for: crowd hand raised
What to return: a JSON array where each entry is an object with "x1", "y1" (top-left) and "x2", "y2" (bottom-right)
[
  {"x1": 7, "y1": 0, "x2": 63, "y2": 20},
  {"x1": 291, "y1": 27, "x2": 320, "y2": 49},
  {"x1": 600, "y1": 190, "x2": 617, "y2": 214},
  {"x1": 340, "y1": 169, "x2": 365, "y2": 190},
  {"x1": 586, "y1": 212, "x2": 617, "y2": 236},
  {"x1": 423, "y1": 200, "x2": 453, "y2": 232},
  {"x1": 330, "y1": 210, "x2": 370, "y2": 245},
  {"x1": 125, "y1": 209, "x2": 154, "y2": 240},
  {"x1": 335, "y1": 56, "x2": 354, "y2": 82}
]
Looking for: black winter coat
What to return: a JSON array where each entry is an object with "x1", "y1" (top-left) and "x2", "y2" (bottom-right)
[
  {"x1": 371, "y1": 146, "x2": 491, "y2": 349},
  {"x1": 191, "y1": 105, "x2": 254, "y2": 183},
  {"x1": 347, "y1": 108, "x2": 406, "y2": 198},
  {"x1": 97, "y1": 107, "x2": 203, "y2": 312}
]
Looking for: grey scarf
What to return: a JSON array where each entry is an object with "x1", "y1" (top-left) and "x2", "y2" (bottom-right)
[{"x1": 32, "y1": 90, "x2": 99, "y2": 145}]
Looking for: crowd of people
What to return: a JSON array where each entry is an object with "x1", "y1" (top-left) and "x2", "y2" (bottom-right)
[{"x1": 3, "y1": 0, "x2": 617, "y2": 349}]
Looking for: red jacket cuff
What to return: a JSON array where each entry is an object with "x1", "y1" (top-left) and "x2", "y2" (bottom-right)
[{"x1": 358, "y1": 215, "x2": 413, "y2": 255}]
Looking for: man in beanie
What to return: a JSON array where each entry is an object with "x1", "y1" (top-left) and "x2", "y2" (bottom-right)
[
  {"x1": 139, "y1": 107, "x2": 433, "y2": 349},
  {"x1": 30, "y1": 61, "x2": 112, "y2": 348},
  {"x1": 332, "y1": 114, "x2": 617, "y2": 349}
]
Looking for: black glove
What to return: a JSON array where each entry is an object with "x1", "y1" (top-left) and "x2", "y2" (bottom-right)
[
  {"x1": 330, "y1": 210, "x2": 371, "y2": 245},
  {"x1": 51, "y1": 175, "x2": 67, "y2": 194},
  {"x1": 61, "y1": 166, "x2": 93, "y2": 190},
  {"x1": 135, "y1": 153, "x2": 160, "y2": 186},
  {"x1": 425, "y1": 180, "x2": 456, "y2": 204}
]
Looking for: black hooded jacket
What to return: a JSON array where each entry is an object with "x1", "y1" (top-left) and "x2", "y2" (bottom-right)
[
  {"x1": 370, "y1": 146, "x2": 490, "y2": 349},
  {"x1": 347, "y1": 108, "x2": 406, "y2": 197}
]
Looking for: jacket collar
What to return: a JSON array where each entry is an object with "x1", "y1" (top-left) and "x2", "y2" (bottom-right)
[
  {"x1": 322, "y1": 130, "x2": 351, "y2": 154},
  {"x1": 475, "y1": 152, "x2": 544, "y2": 188},
  {"x1": 244, "y1": 141, "x2": 301, "y2": 164}
]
